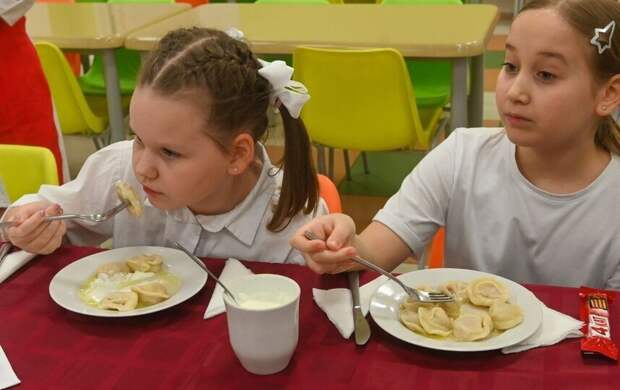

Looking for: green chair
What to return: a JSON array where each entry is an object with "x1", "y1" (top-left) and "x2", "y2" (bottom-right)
[
  {"x1": 0, "y1": 144, "x2": 59, "y2": 202},
  {"x1": 293, "y1": 47, "x2": 446, "y2": 181},
  {"x1": 382, "y1": 0, "x2": 462, "y2": 108},
  {"x1": 78, "y1": 0, "x2": 174, "y2": 99},
  {"x1": 35, "y1": 41, "x2": 109, "y2": 149}
]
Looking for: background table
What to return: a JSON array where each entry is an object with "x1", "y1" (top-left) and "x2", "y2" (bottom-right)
[
  {"x1": 1, "y1": 246, "x2": 618, "y2": 389},
  {"x1": 125, "y1": 4, "x2": 499, "y2": 130},
  {"x1": 26, "y1": 3, "x2": 190, "y2": 144}
]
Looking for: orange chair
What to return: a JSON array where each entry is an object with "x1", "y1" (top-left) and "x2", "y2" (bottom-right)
[
  {"x1": 428, "y1": 227, "x2": 445, "y2": 268},
  {"x1": 317, "y1": 174, "x2": 342, "y2": 213}
]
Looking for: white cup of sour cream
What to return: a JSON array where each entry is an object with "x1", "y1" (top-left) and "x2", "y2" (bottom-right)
[{"x1": 223, "y1": 274, "x2": 300, "y2": 375}]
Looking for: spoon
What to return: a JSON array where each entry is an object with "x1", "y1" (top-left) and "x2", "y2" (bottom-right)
[{"x1": 174, "y1": 241, "x2": 240, "y2": 305}]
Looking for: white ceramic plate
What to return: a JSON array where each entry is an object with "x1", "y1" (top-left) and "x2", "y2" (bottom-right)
[
  {"x1": 49, "y1": 246, "x2": 208, "y2": 317},
  {"x1": 369, "y1": 268, "x2": 543, "y2": 352}
]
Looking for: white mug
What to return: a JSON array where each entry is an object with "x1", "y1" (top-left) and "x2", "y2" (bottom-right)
[{"x1": 223, "y1": 274, "x2": 301, "y2": 375}]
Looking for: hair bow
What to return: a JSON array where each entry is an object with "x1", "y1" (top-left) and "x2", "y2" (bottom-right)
[{"x1": 257, "y1": 59, "x2": 310, "y2": 119}]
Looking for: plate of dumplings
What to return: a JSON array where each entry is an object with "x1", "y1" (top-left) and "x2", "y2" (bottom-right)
[
  {"x1": 369, "y1": 268, "x2": 543, "y2": 352},
  {"x1": 49, "y1": 246, "x2": 208, "y2": 317}
]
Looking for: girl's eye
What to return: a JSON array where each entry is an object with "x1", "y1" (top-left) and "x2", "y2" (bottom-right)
[
  {"x1": 502, "y1": 62, "x2": 518, "y2": 74},
  {"x1": 537, "y1": 71, "x2": 556, "y2": 82},
  {"x1": 162, "y1": 148, "x2": 180, "y2": 159}
]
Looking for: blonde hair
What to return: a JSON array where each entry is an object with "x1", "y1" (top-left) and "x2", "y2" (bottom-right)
[{"x1": 521, "y1": 0, "x2": 620, "y2": 153}]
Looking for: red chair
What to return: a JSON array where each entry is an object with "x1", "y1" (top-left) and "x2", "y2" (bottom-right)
[
  {"x1": 317, "y1": 174, "x2": 342, "y2": 213},
  {"x1": 428, "y1": 227, "x2": 445, "y2": 268}
]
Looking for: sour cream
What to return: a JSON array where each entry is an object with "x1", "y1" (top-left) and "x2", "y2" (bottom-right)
[{"x1": 237, "y1": 291, "x2": 293, "y2": 310}]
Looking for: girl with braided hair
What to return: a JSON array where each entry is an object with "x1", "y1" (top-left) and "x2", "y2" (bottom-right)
[{"x1": 3, "y1": 27, "x2": 327, "y2": 263}]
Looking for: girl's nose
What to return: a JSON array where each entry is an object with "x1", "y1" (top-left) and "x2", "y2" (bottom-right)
[
  {"x1": 134, "y1": 150, "x2": 158, "y2": 181},
  {"x1": 506, "y1": 74, "x2": 530, "y2": 104}
]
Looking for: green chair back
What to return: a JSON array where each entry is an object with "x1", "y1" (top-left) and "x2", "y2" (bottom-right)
[
  {"x1": 382, "y1": 0, "x2": 462, "y2": 107},
  {"x1": 0, "y1": 144, "x2": 59, "y2": 202},
  {"x1": 293, "y1": 47, "x2": 443, "y2": 151},
  {"x1": 34, "y1": 42, "x2": 108, "y2": 141},
  {"x1": 78, "y1": 0, "x2": 174, "y2": 96}
]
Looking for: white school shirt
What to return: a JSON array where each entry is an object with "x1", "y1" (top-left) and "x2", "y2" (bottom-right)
[
  {"x1": 375, "y1": 128, "x2": 620, "y2": 290},
  {"x1": 13, "y1": 140, "x2": 328, "y2": 265}
]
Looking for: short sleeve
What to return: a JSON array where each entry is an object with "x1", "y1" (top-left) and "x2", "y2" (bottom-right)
[{"x1": 373, "y1": 129, "x2": 461, "y2": 257}]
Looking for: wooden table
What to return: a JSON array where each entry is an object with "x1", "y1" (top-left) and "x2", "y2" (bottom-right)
[
  {"x1": 125, "y1": 4, "x2": 499, "y2": 130},
  {"x1": 26, "y1": 3, "x2": 190, "y2": 144}
]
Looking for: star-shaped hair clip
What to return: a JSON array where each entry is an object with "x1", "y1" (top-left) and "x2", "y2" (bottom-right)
[{"x1": 590, "y1": 20, "x2": 616, "y2": 55}]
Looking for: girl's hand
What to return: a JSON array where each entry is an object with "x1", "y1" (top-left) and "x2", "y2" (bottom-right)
[
  {"x1": 5, "y1": 202, "x2": 66, "y2": 254},
  {"x1": 290, "y1": 213, "x2": 359, "y2": 274}
]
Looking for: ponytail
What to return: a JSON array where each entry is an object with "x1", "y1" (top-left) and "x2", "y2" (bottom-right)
[
  {"x1": 267, "y1": 106, "x2": 319, "y2": 232},
  {"x1": 595, "y1": 116, "x2": 620, "y2": 155}
]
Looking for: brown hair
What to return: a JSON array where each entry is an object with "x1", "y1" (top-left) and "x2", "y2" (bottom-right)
[
  {"x1": 520, "y1": 0, "x2": 620, "y2": 153},
  {"x1": 139, "y1": 27, "x2": 318, "y2": 231}
]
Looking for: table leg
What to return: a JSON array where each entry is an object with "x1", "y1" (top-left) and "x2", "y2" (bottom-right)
[
  {"x1": 102, "y1": 49, "x2": 125, "y2": 143},
  {"x1": 450, "y1": 58, "x2": 468, "y2": 131},
  {"x1": 468, "y1": 54, "x2": 484, "y2": 127}
]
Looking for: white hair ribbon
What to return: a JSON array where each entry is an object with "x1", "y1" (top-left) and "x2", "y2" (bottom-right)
[
  {"x1": 613, "y1": 107, "x2": 620, "y2": 127},
  {"x1": 257, "y1": 59, "x2": 310, "y2": 119}
]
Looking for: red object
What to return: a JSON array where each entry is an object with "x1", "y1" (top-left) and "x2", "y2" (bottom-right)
[
  {"x1": 579, "y1": 286, "x2": 618, "y2": 361},
  {"x1": 2, "y1": 246, "x2": 620, "y2": 389},
  {"x1": 0, "y1": 17, "x2": 65, "y2": 182}
]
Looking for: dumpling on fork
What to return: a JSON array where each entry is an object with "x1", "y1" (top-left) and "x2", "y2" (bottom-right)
[{"x1": 115, "y1": 181, "x2": 143, "y2": 217}]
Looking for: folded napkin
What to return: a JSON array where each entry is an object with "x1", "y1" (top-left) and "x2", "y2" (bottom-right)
[
  {"x1": 313, "y1": 275, "x2": 388, "y2": 338},
  {"x1": 0, "y1": 346, "x2": 20, "y2": 389},
  {"x1": 0, "y1": 250, "x2": 37, "y2": 284},
  {"x1": 204, "y1": 258, "x2": 253, "y2": 319},
  {"x1": 502, "y1": 301, "x2": 583, "y2": 354}
]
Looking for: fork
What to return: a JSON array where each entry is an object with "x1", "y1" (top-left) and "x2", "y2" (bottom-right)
[
  {"x1": 0, "y1": 202, "x2": 129, "y2": 229},
  {"x1": 303, "y1": 230, "x2": 453, "y2": 303}
]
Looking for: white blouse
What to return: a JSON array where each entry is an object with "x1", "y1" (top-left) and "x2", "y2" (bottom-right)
[{"x1": 13, "y1": 140, "x2": 327, "y2": 265}]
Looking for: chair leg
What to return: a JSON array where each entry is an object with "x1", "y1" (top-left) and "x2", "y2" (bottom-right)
[
  {"x1": 343, "y1": 149, "x2": 352, "y2": 181},
  {"x1": 328, "y1": 147, "x2": 335, "y2": 180},
  {"x1": 316, "y1": 145, "x2": 326, "y2": 175},
  {"x1": 362, "y1": 151, "x2": 370, "y2": 174}
]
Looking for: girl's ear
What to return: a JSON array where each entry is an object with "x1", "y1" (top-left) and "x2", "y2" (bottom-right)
[
  {"x1": 228, "y1": 132, "x2": 255, "y2": 176},
  {"x1": 596, "y1": 74, "x2": 620, "y2": 117}
]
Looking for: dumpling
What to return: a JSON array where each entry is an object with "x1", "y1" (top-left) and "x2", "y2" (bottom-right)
[
  {"x1": 126, "y1": 254, "x2": 163, "y2": 273},
  {"x1": 439, "y1": 301, "x2": 461, "y2": 319},
  {"x1": 467, "y1": 278, "x2": 509, "y2": 307},
  {"x1": 132, "y1": 282, "x2": 170, "y2": 305},
  {"x1": 452, "y1": 312, "x2": 493, "y2": 341},
  {"x1": 489, "y1": 301, "x2": 523, "y2": 330},
  {"x1": 96, "y1": 261, "x2": 130, "y2": 276},
  {"x1": 418, "y1": 307, "x2": 452, "y2": 337},
  {"x1": 399, "y1": 305, "x2": 425, "y2": 334},
  {"x1": 99, "y1": 291, "x2": 139, "y2": 311},
  {"x1": 440, "y1": 281, "x2": 469, "y2": 304},
  {"x1": 115, "y1": 181, "x2": 143, "y2": 217}
]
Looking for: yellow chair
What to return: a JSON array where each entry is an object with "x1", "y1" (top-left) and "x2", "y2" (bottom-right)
[
  {"x1": 0, "y1": 144, "x2": 59, "y2": 202},
  {"x1": 34, "y1": 41, "x2": 109, "y2": 149},
  {"x1": 293, "y1": 47, "x2": 446, "y2": 179}
]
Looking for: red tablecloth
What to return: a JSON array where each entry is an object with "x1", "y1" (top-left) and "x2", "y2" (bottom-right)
[{"x1": 1, "y1": 246, "x2": 618, "y2": 389}]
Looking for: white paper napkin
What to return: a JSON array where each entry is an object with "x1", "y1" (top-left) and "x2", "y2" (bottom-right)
[
  {"x1": 0, "y1": 250, "x2": 37, "y2": 284},
  {"x1": 502, "y1": 301, "x2": 583, "y2": 354},
  {"x1": 0, "y1": 346, "x2": 20, "y2": 389},
  {"x1": 203, "y1": 258, "x2": 253, "y2": 319},
  {"x1": 313, "y1": 275, "x2": 388, "y2": 338}
]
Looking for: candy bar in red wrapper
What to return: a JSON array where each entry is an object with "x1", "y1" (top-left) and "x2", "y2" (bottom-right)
[{"x1": 579, "y1": 286, "x2": 618, "y2": 361}]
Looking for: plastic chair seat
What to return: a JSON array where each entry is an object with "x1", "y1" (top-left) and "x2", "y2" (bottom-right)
[{"x1": 0, "y1": 144, "x2": 59, "y2": 202}]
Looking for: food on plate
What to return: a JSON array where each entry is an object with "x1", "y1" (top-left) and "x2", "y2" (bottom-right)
[
  {"x1": 79, "y1": 254, "x2": 180, "y2": 312},
  {"x1": 399, "y1": 278, "x2": 523, "y2": 341},
  {"x1": 115, "y1": 181, "x2": 143, "y2": 217},
  {"x1": 126, "y1": 254, "x2": 163, "y2": 273}
]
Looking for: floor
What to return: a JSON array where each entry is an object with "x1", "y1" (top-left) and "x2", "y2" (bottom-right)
[{"x1": 61, "y1": 10, "x2": 512, "y2": 242}]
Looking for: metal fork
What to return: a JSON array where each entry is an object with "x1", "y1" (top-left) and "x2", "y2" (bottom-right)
[
  {"x1": 0, "y1": 202, "x2": 129, "y2": 229},
  {"x1": 303, "y1": 230, "x2": 453, "y2": 303}
]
